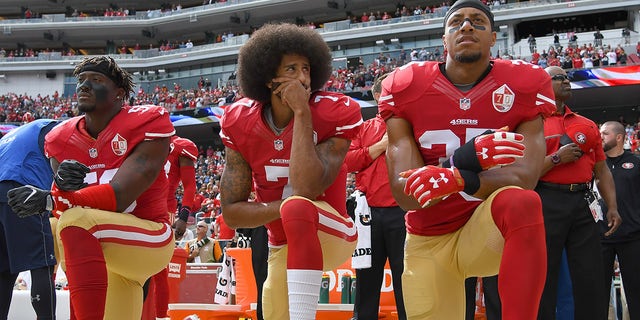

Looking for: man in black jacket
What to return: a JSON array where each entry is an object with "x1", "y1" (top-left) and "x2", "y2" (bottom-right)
[{"x1": 599, "y1": 121, "x2": 640, "y2": 318}]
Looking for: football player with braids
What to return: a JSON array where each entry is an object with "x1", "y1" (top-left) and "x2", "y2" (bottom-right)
[
  {"x1": 8, "y1": 56, "x2": 175, "y2": 319},
  {"x1": 378, "y1": 0, "x2": 557, "y2": 318},
  {"x1": 219, "y1": 23, "x2": 362, "y2": 320}
]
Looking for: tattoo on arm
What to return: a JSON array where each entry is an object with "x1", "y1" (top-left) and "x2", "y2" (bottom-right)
[{"x1": 220, "y1": 147, "x2": 253, "y2": 206}]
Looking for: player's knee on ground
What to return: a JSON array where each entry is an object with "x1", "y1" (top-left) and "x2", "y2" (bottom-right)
[{"x1": 491, "y1": 188, "x2": 543, "y2": 238}]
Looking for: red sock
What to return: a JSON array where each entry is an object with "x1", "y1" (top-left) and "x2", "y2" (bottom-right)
[
  {"x1": 280, "y1": 198, "x2": 322, "y2": 270},
  {"x1": 59, "y1": 226, "x2": 108, "y2": 319},
  {"x1": 491, "y1": 189, "x2": 547, "y2": 320},
  {"x1": 153, "y1": 268, "x2": 169, "y2": 317}
]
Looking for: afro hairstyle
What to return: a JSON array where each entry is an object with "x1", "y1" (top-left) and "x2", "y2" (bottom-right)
[{"x1": 237, "y1": 23, "x2": 333, "y2": 103}]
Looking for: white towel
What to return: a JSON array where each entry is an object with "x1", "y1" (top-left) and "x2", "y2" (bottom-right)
[
  {"x1": 214, "y1": 252, "x2": 235, "y2": 304},
  {"x1": 352, "y1": 191, "x2": 372, "y2": 269}
]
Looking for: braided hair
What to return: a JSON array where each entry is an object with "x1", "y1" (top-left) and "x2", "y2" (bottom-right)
[{"x1": 73, "y1": 56, "x2": 135, "y2": 100}]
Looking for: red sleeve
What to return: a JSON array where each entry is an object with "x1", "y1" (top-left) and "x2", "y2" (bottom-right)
[
  {"x1": 180, "y1": 165, "x2": 197, "y2": 208},
  {"x1": 220, "y1": 98, "x2": 258, "y2": 152},
  {"x1": 134, "y1": 105, "x2": 175, "y2": 141},
  {"x1": 334, "y1": 95, "x2": 363, "y2": 141},
  {"x1": 178, "y1": 138, "x2": 199, "y2": 162},
  {"x1": 344, "y1": 123, "x2": 373, "y2": 173}
]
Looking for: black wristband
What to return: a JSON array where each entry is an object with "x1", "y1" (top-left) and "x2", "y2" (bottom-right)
[
  {"x1": 444, "y1": 129, "x2": 494, "y2": 172},
  {"x1": 451, "y1": 141, "x2": 483, "y2": 173},
  {"x1": 459, "y1": 169, "x2": 480, "y2": 195}
]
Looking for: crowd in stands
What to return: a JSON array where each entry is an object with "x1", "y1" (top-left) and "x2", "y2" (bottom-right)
[
  {"x1": 1, "y1": 40, "x2": 638, "y2": 123},
  {"x1": 523, "y1": 39, "x2": 635, "y2": 69},
  {"x1": 4, "y1": 1, "x2": 454, "y2": 60},
  {"x1": 4, "y1": 1, "x2": 638, "y2": 65}
]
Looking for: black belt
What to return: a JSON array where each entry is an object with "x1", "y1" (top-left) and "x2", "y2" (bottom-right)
[{"x1": 537, "y1": 181, "x2": 589, "y2": 192}]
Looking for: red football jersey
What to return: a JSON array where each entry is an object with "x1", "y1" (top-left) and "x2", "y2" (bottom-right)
[
  {"x1": 45, "y1": 105, "x2": 175, "y2": 223},
  {"x1": 165, "y1": 135, "x2": 199, "y2": 211},
  {"x1": 379, "y1": 60, "x2": 556, "y2": 236},
  {"x1": 220, "y1": 91, "x2": 363, "y2": 246}
]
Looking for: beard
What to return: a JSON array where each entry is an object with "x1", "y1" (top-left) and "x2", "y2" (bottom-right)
[
  {"x1": 454, "y1": 51, "x2": 482, "y2": 63},
  {"x1": 603, "y1": 140, "x2": 616, "y2": 152},
  {"x1": 77, "y1": 102, "x2": 96, "y2": 113}
]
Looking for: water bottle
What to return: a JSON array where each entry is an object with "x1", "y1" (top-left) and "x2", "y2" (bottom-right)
[
  {"x1": 319, "y1": 273, "x2": 330, "y2": 303},
  {"x1": 340, "y1": 274, "x2": 351, "y2": 304},
  {"x1": 350, "y1": 274, "x2": 357, "y2": 304}
]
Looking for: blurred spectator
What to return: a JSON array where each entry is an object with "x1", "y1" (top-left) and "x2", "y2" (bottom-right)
[
  {"x1": 622, "y1": 28, "x2": 631, "y2": 45},
  {"x1": 528, "y1": 34, "x2": 537, "y2": 54},
  {"x1": 185, "y1": 220, "x2": 222, "y2": 263}
]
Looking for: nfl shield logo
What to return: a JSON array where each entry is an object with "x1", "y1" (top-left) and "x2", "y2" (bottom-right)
[
  {"x1": 459, "y1": 98, "x2": 471, "y2": 110},
  {"x1": 274, "y1": 139, "x2": 284, "y2": 151},
  {"x1": 492, "y1": 84, "x2": 515, "y2": 112},
  {"x1": 111, "y1": 134, "x2": 128, "y2": 156},
  {"x1": 89, "y1": 148, "x2": 98, "y2": 158}
]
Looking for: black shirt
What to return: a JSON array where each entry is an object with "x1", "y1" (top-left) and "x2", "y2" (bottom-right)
[{"x1": 600, "y1": 150, "x2": 640, "y2": 243}]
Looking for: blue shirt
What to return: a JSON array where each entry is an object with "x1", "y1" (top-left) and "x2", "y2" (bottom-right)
[{"x1": 0, "y1": 119, "x2": 59, "y2": 189}]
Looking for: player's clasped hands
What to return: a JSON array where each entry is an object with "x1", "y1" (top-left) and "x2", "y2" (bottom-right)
[
  {"x1": 55, "y1": 159, "x2": 90, "y2": 191},
  {"x1": 474, "y1": 131, "x2": 525, "y2": 170},
  {"x1": 400, "y1": 166, "x2": 465, "y2": 208}
]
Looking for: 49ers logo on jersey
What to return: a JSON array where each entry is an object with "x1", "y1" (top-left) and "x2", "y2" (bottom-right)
[
  {"x1": 492, "y1": 84, "x2": 515, "y2": 113},
  {"x1": 111, "y1": 134, "x2": 128, "y2": 156},
  {"x1": 622, "y1": 162, "x2": 634, "y2": 169}
]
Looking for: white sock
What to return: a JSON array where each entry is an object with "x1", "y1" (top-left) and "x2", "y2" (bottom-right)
[{"x1": 287, "y1": 269, "x2": 323, "y2": 320}]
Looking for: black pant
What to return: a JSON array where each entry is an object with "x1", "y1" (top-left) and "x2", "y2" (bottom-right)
[
  {"x1": 352, "y1": 206, "x2": 406, "y2": 320},
  {"x1": 465, "y1": 276, "x2": 501, "y2": 320},
  {"x1": 249, "y1": 226, "x2": 268, "y2": 320},
  {"x1": 0, "y1": 266, "x2": 56, "y2": 320},
  {"x1": 536, "y1": 186, "x2": 607, "y2": 320},
  {"x1": 601, "y1": 240, "x2": 640, "y2": 319}
]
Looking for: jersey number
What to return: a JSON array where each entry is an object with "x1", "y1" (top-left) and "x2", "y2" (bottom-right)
[
  {"x1": 418, "y1": 128, "x2": 492, "y2": 202},
  {"x1": 265, "y1": 166, "x2": 292, "y2": 199},
  {"x1": 84, "y1": 168, "x2": 137, "y2": 212}
]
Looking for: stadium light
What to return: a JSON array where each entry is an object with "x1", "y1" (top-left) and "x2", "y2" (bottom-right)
[
  {"x1": 390, "y1": 38, "x2": 402, "y2": 49},
  {"x1": 376, "y1": 40, "x2": 388, "y2": 51}
]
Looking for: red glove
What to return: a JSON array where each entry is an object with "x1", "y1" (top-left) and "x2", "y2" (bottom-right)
[
  {"x1": 400, "y1": 166, "x2": 465, "y2": 208},
  {"x1": 444, "y1": 130, "x2": 525, "y2": 172},
  {"x1": 474, "y1": 131, "x2": 525, "y2": 170}
]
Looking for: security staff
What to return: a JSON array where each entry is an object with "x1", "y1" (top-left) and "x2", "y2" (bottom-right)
[
  {"x1": 536, "y1": 67, "x2": 621, "y2": 320},
  {"x1": 599, "y1": 121, "x2": 640, "y2": 318}
]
